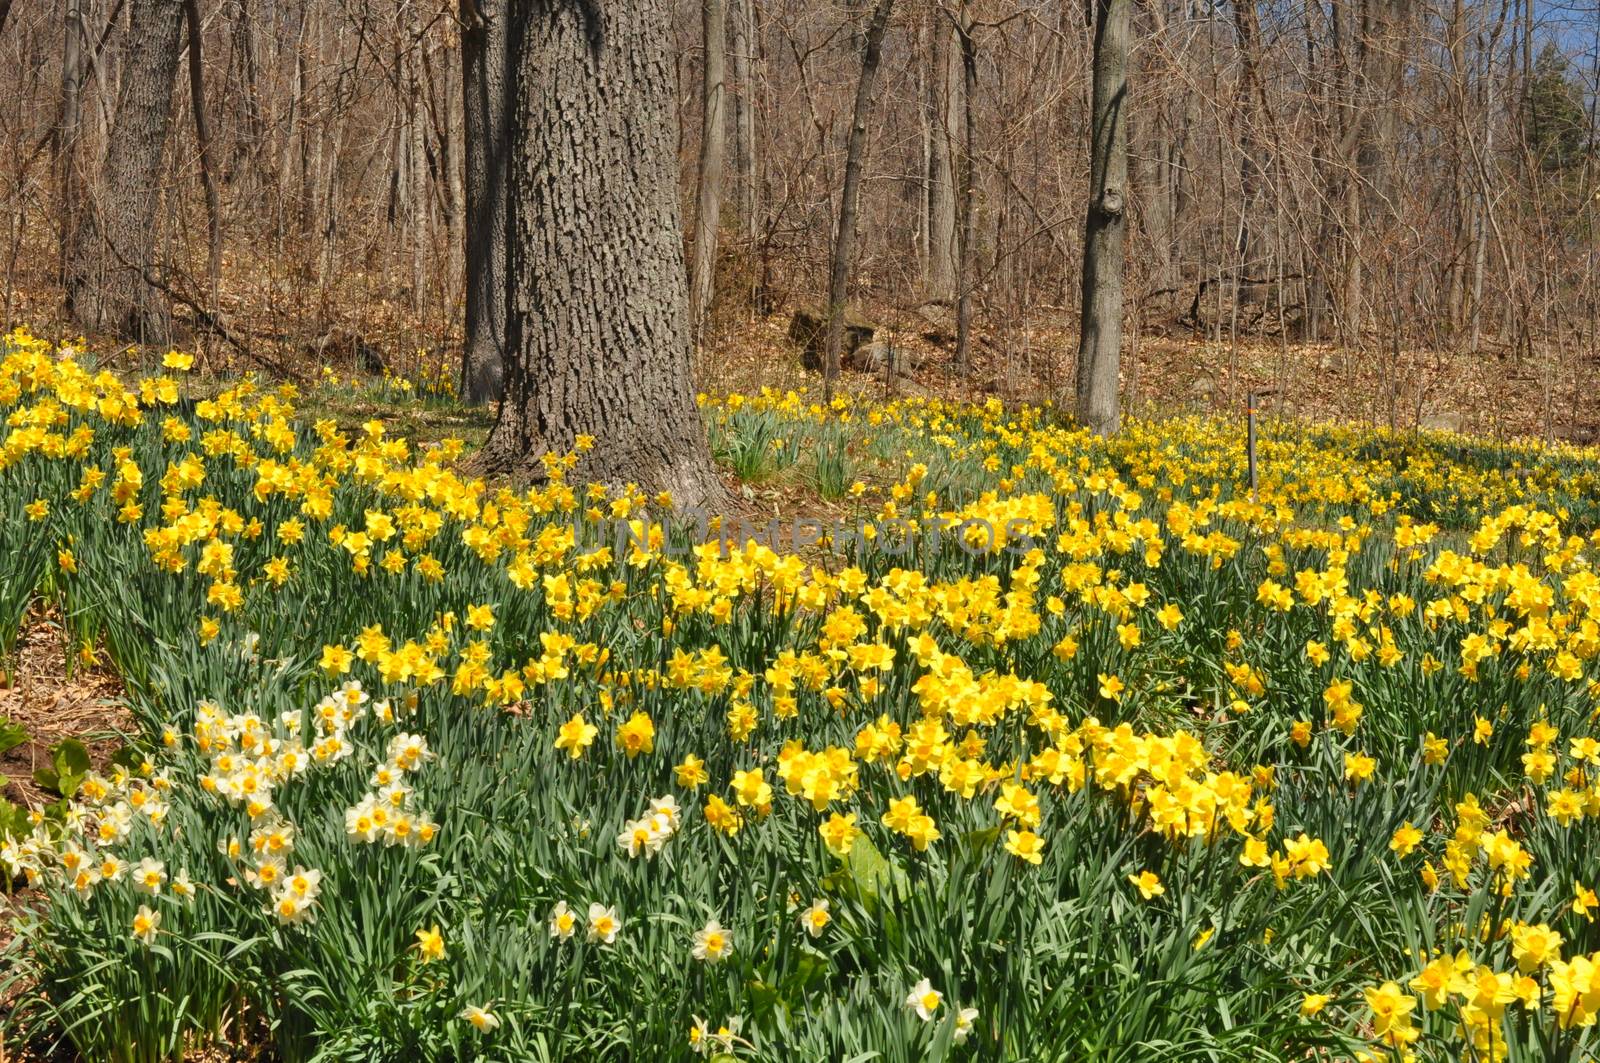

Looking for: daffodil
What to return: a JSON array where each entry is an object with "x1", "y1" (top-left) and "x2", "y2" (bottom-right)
[
  {"x1": 1389, "y1": 822, "x2": 1423, "y2": 857},
  {"x1": 692, "y1": 919, "x2": 733, "y2": 963},
  {"x1": 554, "y1": 713, "x2": 597, "y2": 758},
  {"x1": 674, "y1": 753, "x2": 709, "y2": 787},
  {"x1": 1129, "y1": 870, "x2": 1164, "y2": 900},
  {"x1": 460, "y1": 1004, "x2": 500, "y2": 1032},
  {"x1": 1004, "y1": 828, "x2": 1045, "y2": 865},
  {"x1": 587, "y1": 903, "x2": 621, "y2": 945},
  {"x1": 906, "y1": 977, "x2": 942, "y2": 1021},
  {"x1": 414, "y1": 925, "x2": 445, "y2": 962},
  {"x1": 133, "y1": 857, "x2": 166, "y2": 896},
  {"x1": 549, "y1": 901, "x2": 577, "y2": 940},
  {"x1": 131, "y1": 905, "x2": 161, "y2": 945},
  {"x1": 800, "y1": 899, "x2": 830, "y2": 938}
]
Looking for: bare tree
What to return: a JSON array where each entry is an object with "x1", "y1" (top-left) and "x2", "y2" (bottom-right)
[
  {"x1": 1076, "y1": 0, "x2": 1130, "y2": 435},
  {"x1": 730, "y1": 0, "x2": 756, "y2": 241},
  {"x1": 951, "y1": 4, "x2": 977, "y2": 374},
  {"x1": 823, "y1": 0, "x2": 895, "y2": 401},
  {"x1": 925, "y1": 5, "x2": 958, "y2": 302},
  {"x1": 690, "y1": 0, "x2": 728, "y2": 333},
  {"x1": 459, "y1": 0, "x2": 509, "y2": 404},
  {"x1": 183, "y1": 0, "x2": 222, "y2": 305},
  {"x1": 55, "y1": 0, "x2": 87, "y2": 292}
]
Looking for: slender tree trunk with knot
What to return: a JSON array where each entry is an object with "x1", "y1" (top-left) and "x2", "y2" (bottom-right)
[
  {"x1": 483, "y1": 0, "x2": 726, "y2": 511},
  {"x1": 65, "y1": 0, "x2": 186, "y2": 346},
  {"x1": 1076, "y1": 0, "x2": 1130, "y2": 437}
]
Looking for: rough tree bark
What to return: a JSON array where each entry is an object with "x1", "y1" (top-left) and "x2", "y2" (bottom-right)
[
  {"x1": 65, "y1": 0, "x2": 186, "y2": 345},
  {"x1": 1231, "y1": 0, "x2": 1265, "y2": 295},
  {"x1": 183, "y1": 0, "x2": 222, "y2": 305},
  {"x1": 730, "y1": 0, "x2": 756, "y2": 240},
  {"x1": 953, "y1": 8, "x2": 976, "y2": 374},
  {"x1": 1358, "y1": 0, "x2": 1409, "y2": 326},
  {"x1": 1132, "y1": 106, "x2": 1177, "y2": 312},
  {"x1": 1331, "y1": 0, "x2": 1365, "y2": 344},
  {"x1": 823, "y1": 0, "x2": 896, "y2": 401},
  {"x1": 57, "y1": 0, "x2": 87, "y2": 288},
  {"x1": 227, "y1": 0, "x2": 265, "y2": 183},
  {"x1": 690, "y1": 0, "x2": 727, "y2": 332},
  {"x1": 482, "y1": 0, "x2": 725, "y2": 509},
  {"x1": 1075, "y1": 0, "x2": 1129, "y2": 437},
  {"x1": 1470, "y1": 64, "x2": 1495, "y2": 353},
  {"x1": 459, "y1": 0, "x2": 509, "y2": 404},
  {"x1": 407, "y1": 4, "x2": 428, "y2": 315},
  {"x1": 925, "y1": 10, "x2": 958, "y2": 302}
]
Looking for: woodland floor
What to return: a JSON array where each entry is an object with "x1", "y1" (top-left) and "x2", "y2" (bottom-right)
[
  {"x1": 0, "y1": 611, "x2": 129, "y2": 815},
  {"x1": 696, "y1": 305, "x2": 1600, "y2": 443},
  {"x1": 0, "y1": 609, "x2": 129, "y2": 1061},
  {"x1": 6, "y1": 245, "x2": 1598, "y2": 444}
]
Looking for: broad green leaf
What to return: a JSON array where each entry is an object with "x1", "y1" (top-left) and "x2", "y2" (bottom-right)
[
  {"x1": 52, "y1": 737, "x2": 91, "y2": 778},
  {"x1": 0, "y1": 716, "x2": 27, "y2": 756}
]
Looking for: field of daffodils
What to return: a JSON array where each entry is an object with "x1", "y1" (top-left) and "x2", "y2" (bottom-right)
[{"x1": 4, "y1": 327, "x2": 1600, "y2": 1061}]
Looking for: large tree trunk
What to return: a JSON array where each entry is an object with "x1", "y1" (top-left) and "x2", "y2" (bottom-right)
[
  {"x1": 64, "y1": 0, "x2": 186, "y2": 345},
  {"x1": 924, "y1": 12, "x2": 958, "y2": 303},
  {"x1": 1076, "y1": 0, "x2": 1130, "y2": 436},
  {"x1": 483, "y1": 0, "x2": 724, "y2": 509},
  {"x1": 690, "y1": 0, "x2": 727, "y2": 332},
  {"x1": 459, "y1": 0, "x2": 510, "y2": 404},
  {"x1": 823, "y1": 0, "x2": 896, "y2": 400}
]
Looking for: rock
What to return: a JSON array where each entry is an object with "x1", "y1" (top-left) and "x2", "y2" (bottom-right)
[
  {"x1": 1419, "y1": 411, "x2": 1465, "y2": 433},
  {"x1": 851, "y1": 341, "x2": 927, "y2": 376},
  {"x1": 850, "y1": 341, "x2": 893, "y2": 373},
  {"x1": 1236, "y1": 280, "x2": 1267, "y2": 306},
  {"x1": 885, "y1": 374, "x2": 934, "y2": 399},
  {"x1": 915, "y1": 300, "x2": 956, "y2": 329},
  {"x1": 790, "y1": 308, "x2": 875, "y2": 372},
  {"x1": 307, "y1": 329, "x2": 388, "y2": 376},
  {"x1": 915, "y1": 300, "x2": 957, "y2": 345},
  {"x1": 1189, "y1": 371, "x2": 1216, "y2": 403}
]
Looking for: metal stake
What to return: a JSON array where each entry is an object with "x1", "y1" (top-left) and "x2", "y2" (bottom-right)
[
  {"x1": 1247, "y1": 392, "x2": 1258, "y2": 502},
  {"x1": 1247, "y1": 388, "x2": 1277, "y2": 503}
]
